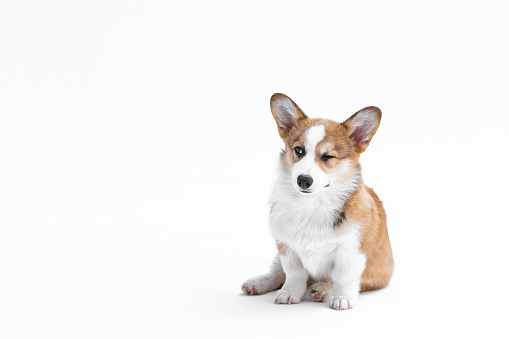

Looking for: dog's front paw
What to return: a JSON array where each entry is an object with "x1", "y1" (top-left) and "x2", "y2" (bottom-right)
[
  {"x1": 274, "y1": 289, "x2": 301, "y2": 304},
  {"x1": 329, "y1": 295, "x2": 354, "y2": 311},
  {"x1": 309, "y1": 282, "x2": 331, "y2": 302}
]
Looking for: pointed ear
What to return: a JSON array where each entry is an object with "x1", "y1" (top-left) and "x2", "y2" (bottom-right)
[
  {"x1": 343, "y1": 106, "x2": 382, "y2": 153},
  {"x1": 270, "y1": 93, "x2": 308, "y2": 139}
]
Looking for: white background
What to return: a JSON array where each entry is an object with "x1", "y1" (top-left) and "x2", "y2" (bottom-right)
[{"x1": 1, "y1": 0, "x2": 508, "y2": 338}]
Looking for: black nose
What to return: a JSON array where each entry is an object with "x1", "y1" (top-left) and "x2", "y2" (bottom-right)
[{"x1": 297, "y1": 175, "x2": 313, "y2": 189}]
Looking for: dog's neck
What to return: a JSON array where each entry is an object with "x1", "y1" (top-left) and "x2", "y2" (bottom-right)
[{"x1": 270, "y1": 169, "x2": 361, "y2": 228}]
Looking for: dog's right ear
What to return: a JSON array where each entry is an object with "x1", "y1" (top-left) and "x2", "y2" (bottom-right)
[{"x1": 270, "y1": 93, "x2": 308, "y2": 139}]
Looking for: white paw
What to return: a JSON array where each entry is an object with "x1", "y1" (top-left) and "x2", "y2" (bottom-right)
[
  {"x1": 329, "y1": 295, "x2": 354, "y2": 310},
  {"x1": 242, "y1": 275, "x2": 280, "y2": 295},
  {"x1": 241, "y1": 278, "x2": 263, "y2": 295},
  {"x1": 274, "y1": 289, "x2": 301, "y2": 304}
]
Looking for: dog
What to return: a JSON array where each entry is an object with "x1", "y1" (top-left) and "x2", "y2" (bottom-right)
[{"x1": 241, "y1": 93, "x2": 394, "y2": 310}]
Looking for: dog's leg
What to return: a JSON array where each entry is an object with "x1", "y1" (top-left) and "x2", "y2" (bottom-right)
[
  {"x1": 329, "y1": 251, "x2": 366, "y2": 310},
  {"x1": 274, "y1": 248, "x2": 309, "y2": 304},
  {"x1": 241, "y1": 256, "x2": 285, "y2": 295}
]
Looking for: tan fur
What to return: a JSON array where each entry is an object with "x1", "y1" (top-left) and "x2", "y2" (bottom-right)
[
  {"x1": 342, "y1": 183, "x2": 394, "y2": 291},
  {"x1": 277, "y1": 242, "x2": 288, "y2": 256},
  {"x1": 342, "y1": 107, "x2": 382, "y2": 154},
  {"x1": 270, "y1": 93, "x2": 308, "y2": 139},
  {"x1": 283, "y1": 119, "x2": 359, "y2": 174},
  {"x1": 308, "y1": 281, "x2": 331, "y2": 302}
]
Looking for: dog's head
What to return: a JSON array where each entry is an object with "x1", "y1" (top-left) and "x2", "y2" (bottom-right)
[{"x1": 270, "y1": 93, "x2": 381, "y2": 196}]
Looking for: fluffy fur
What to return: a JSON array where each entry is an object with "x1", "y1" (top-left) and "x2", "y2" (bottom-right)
[{"x1": 242, "y1": 93, "x2": 394, "y2": 310}]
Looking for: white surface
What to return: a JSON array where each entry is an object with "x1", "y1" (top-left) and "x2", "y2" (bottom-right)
[{"x1": 1, "y1": 0, "x2": 508, "y2": 338}]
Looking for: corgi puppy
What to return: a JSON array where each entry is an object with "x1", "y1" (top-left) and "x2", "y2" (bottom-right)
[{"x1": 241, "y1": 93, "x2": 394, "y2": 310}]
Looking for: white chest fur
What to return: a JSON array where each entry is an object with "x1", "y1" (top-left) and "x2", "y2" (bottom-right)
[{"x1": 269, "y1": 194, "x2": 363, "y2": 279}]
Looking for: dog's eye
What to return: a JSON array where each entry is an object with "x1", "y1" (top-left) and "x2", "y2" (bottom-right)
[
  {"x1": 294, "y1": 146, "x2": 305, "y2": 157},
  {"x1": 322, "y1": 154, "x2": 335, "y2": 162}
]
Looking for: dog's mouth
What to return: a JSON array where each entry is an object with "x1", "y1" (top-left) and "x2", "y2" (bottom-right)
[{"x1": 298, "y1": 184, "x2": 330, "y2": 194}]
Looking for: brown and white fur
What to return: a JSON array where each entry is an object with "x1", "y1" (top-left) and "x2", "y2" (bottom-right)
[{"x1": 241, "y1": 93, "x2": 394, "y2": 310}]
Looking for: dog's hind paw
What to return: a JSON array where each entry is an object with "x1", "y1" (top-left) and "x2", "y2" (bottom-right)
[
  {"x1": 241, "y1": 278, "x2": 263, "y2": 295},
  {"x1": 308, "y1": 282, "x2": 331, "y2": 302},
  {"x1": 242, "y1": 275, "x2": 279, "y2": 295}
]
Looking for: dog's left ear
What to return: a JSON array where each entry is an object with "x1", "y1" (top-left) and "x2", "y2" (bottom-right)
[{"x1": 343, "y1": 106, "x2": 382, "y2": 153}]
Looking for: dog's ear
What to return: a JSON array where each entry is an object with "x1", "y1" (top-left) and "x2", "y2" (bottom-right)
[
  {"x1": 343, "y1": 106, "x2": 382, "y2": 153},
  {"x1": 270, "y1": 93, "x2": 308, "y2": 139}
]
